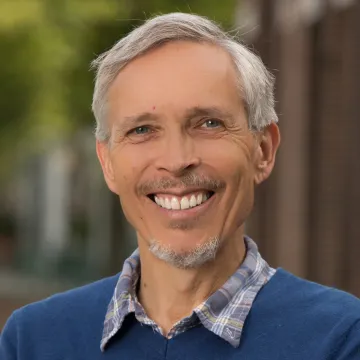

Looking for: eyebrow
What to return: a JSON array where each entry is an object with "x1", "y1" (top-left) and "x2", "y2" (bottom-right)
[{"x1": 115, "y1": 106, "x2": 235, "y2": 132}]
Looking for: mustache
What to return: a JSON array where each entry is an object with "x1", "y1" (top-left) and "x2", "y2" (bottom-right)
[{"x1": 138, "y1": 173, "x2": 225, "y2": 195}]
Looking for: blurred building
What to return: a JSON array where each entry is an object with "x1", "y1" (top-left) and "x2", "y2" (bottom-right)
[
  {"x1": 239, "y1": 0, "x2": 360, "y2": 297},
  {"x1": 1, "y1": 0, "x2": 359, "y2": 329},
  {"x1": 0, "y1": 131, "x2": 137, "y2": 327}
]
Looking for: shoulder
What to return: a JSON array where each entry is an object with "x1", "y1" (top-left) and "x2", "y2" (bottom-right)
[
  {"x1": 276, "y1": 269, "x2": 360, "y2": 308},
  {"x1": 258, "y1": 268, "x2": 360, "y2": 324},
  {"x1": 248, "y1": 269, "x2": 360, "y2": 358},
  {"x1": 0, "y1": 274, "x2": 119, "y2": 359},
  {"x1": 2, "y1": 274, "x2": 120, "y2": 338},
  {"x1": 17, "y1": 273, "x2": 119, "y2": 319}
]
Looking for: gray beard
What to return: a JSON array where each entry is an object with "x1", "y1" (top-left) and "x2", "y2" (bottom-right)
[{"x1": 148, "y1": 236, "x2": 221, "y2": 269}]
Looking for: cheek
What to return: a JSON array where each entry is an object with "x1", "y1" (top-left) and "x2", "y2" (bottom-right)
[
  {"x1": 204, "y1": 143, "x2": 255, "y2": 214},
  {"x1": 111, "y1": 147, "x2": 148, "y2": 193},
  {"x1": 204, "y1": 142, "x2": 254, "y2": 183},
  {"x1": 110, "y1": 150, "x2": 151, "y2": 221},
  {"x1": 115, "y1": 168, "x2": 139, "y2": 201},
  {"x1": 109, "y1": 172, "x2": 139, "y2": 223},
  {"x1": 115, "y1": 167, "x2": 145, "y2": 229}
]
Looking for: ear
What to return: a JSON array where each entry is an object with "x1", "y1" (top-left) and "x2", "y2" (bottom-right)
[
  {"x1": 96, "y1": 140, "x2": 119, "y2": 195},
  {"x1": 254, "y1": 123, "x2": 280, "y2": 185}
]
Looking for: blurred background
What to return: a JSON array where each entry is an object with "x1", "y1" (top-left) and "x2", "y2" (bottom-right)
[{"x1": 1, "y1": 0, "x2": 359, "y2": 329}]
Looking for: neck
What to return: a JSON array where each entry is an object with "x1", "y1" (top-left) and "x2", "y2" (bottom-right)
[{"x1": 137, "y1": 227, "x2": 246, "y2": 335}]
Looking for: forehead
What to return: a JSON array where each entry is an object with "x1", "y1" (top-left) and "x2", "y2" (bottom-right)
[{"x1": 108, "y1": 41, "x2": 242, "y2": 119}]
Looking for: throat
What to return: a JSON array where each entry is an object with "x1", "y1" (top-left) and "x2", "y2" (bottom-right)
[
  {"x1": 137, "y1": 280, "x2": 201, "y2": 336},
  {"x1": 136, "y1": 227, "x2": 247, "y2": 334},
  {"x1": 136, "y1": 262, "x2": 228, "y2": 332}
]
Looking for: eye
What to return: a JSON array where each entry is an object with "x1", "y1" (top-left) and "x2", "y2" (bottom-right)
[
  {"x1": 200, "y1": 119, "x2": 223, "y2": 129},
  {"x1": 129, "y1": 126, "x2": 151, "y2": 135}
]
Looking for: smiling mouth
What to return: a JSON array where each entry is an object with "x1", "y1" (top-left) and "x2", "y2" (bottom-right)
[{"x1": 148, "y1": 190, "x2": 214, "y2": 210}]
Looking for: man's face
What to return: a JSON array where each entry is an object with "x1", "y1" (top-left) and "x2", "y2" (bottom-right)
[{"x1": 97, "y1": 41, "x2": 276, "y2": 267}]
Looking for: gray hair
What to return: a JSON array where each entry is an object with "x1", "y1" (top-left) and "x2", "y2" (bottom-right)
[
  {"x1": 91, "y1": 12, "x2": 278, "y2": 142},
  {"x1": 149, "y1": 236, "x2": 220, "y2": 269}
]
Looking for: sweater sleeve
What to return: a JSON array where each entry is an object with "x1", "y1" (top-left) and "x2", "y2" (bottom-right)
[
  {"x1": 0, "y1": 312, "x2": 18, "y2": 360},
  {"x1": 333, "y1": 320, "x2": 360, "y2": 359}
]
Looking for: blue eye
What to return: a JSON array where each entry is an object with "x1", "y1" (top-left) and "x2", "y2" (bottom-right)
[
  {"x1": 133, "y1": 126, "x2": 150, "y2": 135},
  {"x1": 201, "y1": 119, "x2": 222, "y2": 128}
]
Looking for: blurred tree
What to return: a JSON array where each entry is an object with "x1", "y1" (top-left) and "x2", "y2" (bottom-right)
[
  {"x1": 0, "y1": 0, "x2": 236, "y2": 177},
  {"x1": 0, "y1": 0, "x2": 127, "y2": 178}
]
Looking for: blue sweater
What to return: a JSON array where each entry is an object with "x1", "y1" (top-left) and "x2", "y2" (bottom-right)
[{"x1": 1, "y1": 269, "x2": 360, "y2": 359}]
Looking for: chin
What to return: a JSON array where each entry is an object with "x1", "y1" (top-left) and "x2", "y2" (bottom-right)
[{"x1": 148, "y1": 235, "x2": 221, "y2": 269}]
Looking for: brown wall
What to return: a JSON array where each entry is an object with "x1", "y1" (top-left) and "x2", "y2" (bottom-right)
[{"x1": 248, "y1": 0, "x2": 360, "y2": 297}]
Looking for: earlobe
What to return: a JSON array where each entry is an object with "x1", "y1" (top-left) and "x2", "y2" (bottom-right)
[
  {"x1": 96, "y1": 141, "x2": 119, "y2": 194},
  {"x1": 254, "y1": 161, "x2": 273, "y2": 184}
]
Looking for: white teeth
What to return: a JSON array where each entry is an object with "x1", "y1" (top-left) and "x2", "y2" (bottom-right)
[
  {"x1": 180, "y1": 197, "x2": 190, "y2": 210},
  {"x1": 164, "y1": 198, "x2": 171, "y2": 209},
  {"x1": 153, "y1": 192, "x2": 211, "y2": 210},
  {"x1": 190, "y1": 195, "x2": 197, "y2": 208},
  {"x1": 171, "y1": 197, "x2": 180, "y2": 210}
]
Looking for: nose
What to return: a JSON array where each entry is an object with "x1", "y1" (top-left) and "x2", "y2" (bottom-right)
[{"x1": 155, "y1": 129, "x2": 201, "y2": 176}]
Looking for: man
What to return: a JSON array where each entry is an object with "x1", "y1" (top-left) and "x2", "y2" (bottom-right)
[{"x1": 1, "y1": 12, "x2": 359, "y2": 360}]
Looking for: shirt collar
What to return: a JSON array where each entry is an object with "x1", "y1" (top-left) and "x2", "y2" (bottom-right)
[{"x1": 101, "y1": 236, "x2": 275, "y2": 351}]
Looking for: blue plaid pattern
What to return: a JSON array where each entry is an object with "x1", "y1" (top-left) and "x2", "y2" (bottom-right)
[{"x1": 101, "y1": 236, "x2": 275, "y2": 351}]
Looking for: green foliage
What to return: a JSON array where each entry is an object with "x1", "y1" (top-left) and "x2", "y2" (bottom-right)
[{"x1": 0, "y1": 0, "x2": 236, "y2": 176}]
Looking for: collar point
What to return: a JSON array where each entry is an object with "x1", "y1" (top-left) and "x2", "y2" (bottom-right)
[{"x1": 100, "y1": 340, "x2": 108, "y2": 352}]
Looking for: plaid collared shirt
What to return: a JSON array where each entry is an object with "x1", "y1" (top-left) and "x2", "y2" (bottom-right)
[{"x1": 101, "y1": 236, "x2": 276, "y2": 351}]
